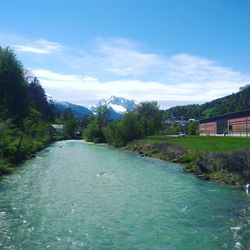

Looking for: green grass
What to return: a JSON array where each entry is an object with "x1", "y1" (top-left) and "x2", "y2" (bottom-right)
[{"x1": 140, "y1": 135, "x2": 250, "y2": 152}]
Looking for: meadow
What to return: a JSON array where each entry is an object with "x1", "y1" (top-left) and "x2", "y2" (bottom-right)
[{"x1": 140, "y1": 135, "x2": 250, "y2": 152}]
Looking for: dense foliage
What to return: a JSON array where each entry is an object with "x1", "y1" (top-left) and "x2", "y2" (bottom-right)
[
  {"x1": 27, "y1": 76, "x2": 52, "y2": 121},
  {"x1": 104, "y1": 112, "x2": 144, "y2": 146},
  {"x1": 61, "y1": 110, "x2": 80, "y2": 139},
  {"x1": 164, "y1": 85, "x2": 250, "y2": 120},
  {"x1": 0, "y1": 47, "x2": 55, "y2": 175},
  {"x1": 84, "y1": 101, "x2": 163, "y2": 146},
  {"x1": 136, "y1": 101, "x2": 163, "y2": 136},
  {"x1": 0, "y1": 47, "x2": 27, "y2": 123},
  {"x1": 84, "y1": 105, "x2": 111, "y2": 143}
]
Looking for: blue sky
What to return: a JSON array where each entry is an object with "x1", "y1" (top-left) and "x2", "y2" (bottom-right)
[{"x1": 1, "y1": 0, "x2": 250, "y2": 108}]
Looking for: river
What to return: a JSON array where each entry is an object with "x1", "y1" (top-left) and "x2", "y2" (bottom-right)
[{"x1": 0, "y1": 140, "x2": 249, "y2": 249}]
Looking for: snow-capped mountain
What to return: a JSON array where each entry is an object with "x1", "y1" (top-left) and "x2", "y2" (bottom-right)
[
  {"x1": 47, "y1": 96, "x2": 92, "y2": 119},
  {"x1": 47, "y1": 95, "x2": 137, "y2": 121},
  {"x1": 90, "y1": 96, "x2": 137, "y2": 114}
]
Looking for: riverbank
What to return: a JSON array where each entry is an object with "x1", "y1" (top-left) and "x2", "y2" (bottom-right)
[
  {"x1": 126, "y1": 136, "x2": 250, "y2": 187},
  {"x1": 0, "y1": 137, "x2": 54, "y2": 177},
  {"x1": 0, "y1": 131, "x2": 72, "y2": 177}
]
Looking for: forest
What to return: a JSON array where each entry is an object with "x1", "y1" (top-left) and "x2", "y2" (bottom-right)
[
  {"x1": 0, "y1": 47, "x2": 80, "y2": 175},
  {"x1": 164, "y1": 84, "x2": 250, "y2": 120}
]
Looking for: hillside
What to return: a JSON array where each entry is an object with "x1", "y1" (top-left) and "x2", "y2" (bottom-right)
[
  {"x1": 164, "y1": 85, "x2": 250, "y2": 120},
  {"x1": 47, "y1": 96, "x2": 92, "y2": 119}
]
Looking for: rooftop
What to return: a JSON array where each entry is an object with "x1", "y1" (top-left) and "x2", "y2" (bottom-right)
[{"x1": 199, "y1": 109, "x2": 250, "y2": 124}]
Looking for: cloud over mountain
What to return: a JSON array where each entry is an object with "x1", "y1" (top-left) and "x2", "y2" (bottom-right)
[{"x1": 1, "y1": 33, "x2": 249, "y2": 108}]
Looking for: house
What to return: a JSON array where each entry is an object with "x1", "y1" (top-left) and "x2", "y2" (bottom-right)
[
  {"x1": 199, "y1": 109, "x2": 250, "y2": 136},
  {"x1": 51, "y1": 124, "x2": 64, "y2": 134}
]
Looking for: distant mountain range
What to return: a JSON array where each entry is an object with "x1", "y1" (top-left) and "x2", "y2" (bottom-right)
[
  {"x1": 47, "y1": 96, "x2": 92, "y2": 119},
  {"x1": 48, "y1": 95, "x2": 137, "y2": 120},
  {"x1": 48, "y1": 86, "x2": 250, "y2": 122}
]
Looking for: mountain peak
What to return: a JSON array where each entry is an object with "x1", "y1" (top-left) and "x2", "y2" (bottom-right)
[
  {"x1": 89, "y1": 96, "x2": 137, "y2": 120},
  {"x1": 92, "y1": 96, "x2": 137, "y2": 114}
]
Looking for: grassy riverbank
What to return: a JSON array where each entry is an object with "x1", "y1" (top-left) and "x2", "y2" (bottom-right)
[
  {"x1": 141, "y1": 135, "x2": 250, "y2": 152},
  {"x1": 127, "y1": 136, "x2": 250, "y2": 187},
  {"x1": 0, "y1": 126, "x2": 54, "y2": 176}
]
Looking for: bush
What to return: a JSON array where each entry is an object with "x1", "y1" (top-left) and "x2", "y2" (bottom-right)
[
  {"x1": 84, "y1": 120, "x2": 105, "y2": 143},
  {"x1": 104, "y1": 121, "x2": 124, "y2": 147},
  {"x1": 104, "y1": 112, "x2": 144, "y2": 147},
  {"x1": 0, "y1": 158, "x2": 14, "y2": 175}
]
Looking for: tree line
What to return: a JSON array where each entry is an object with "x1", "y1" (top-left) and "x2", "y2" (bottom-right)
[
  {"x1": 0, "y1": 47, "x2": 81, "y2": 175},
  {"x1": 84, "y1": 101, "x2": 164, "y2": 146},
  {"x1": 164, "y1": 85, "x2": 250, "y2": 120},
  {"x1": 83, "y1": 101, "x2": 200, "y2": 145}
]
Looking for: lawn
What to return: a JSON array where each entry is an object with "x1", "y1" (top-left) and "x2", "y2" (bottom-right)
[{"x1": 140, "y1": 135, "x2": 250, "y2": 152}]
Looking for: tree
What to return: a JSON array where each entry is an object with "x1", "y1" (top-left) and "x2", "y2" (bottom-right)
[
  {"x1": 0, "y1": 120, "x2": 17, "y2": 162},
  {"x1": 63, "y1": 111, "x2": 78, "y2": 139},
  {"x1": 188, "y1": 121, "x2": 199, "y2": 135},
  {"x1": 165, "y1": 124, "x2": 182, "y2": 135},
  {"x1": 104, "y1": 121, "x2": 123, "y2": 146},
  {"x1": 84, "y1": 120, "x2": 105, "y2": 143},
  {"x1": 104, "y1": 112, "x2": 144, "y2": 146},
  {"x1": 119, "y1": 112, "x2": 144, "y2": 143},
  {"x1": 0, "y1": 47, "x2": 28, "y2": 123},
  {"x1": 0, "y1": 120, "x2": 17, "y2": 174},
  {"x1": 83, "y1": 105, "x2": 110, "y2": 143},
  {"x1": 96, "y1": 105, "x2": 110, "y2": 128},
  {"x1": 136, "y1": 101, "x2": 163, "y2": 135},
  {"x1": 239, "y1": 84, "x2": 250, "y2": 91},
  {"x1": 27, "y1": 77, "x2": 52, "y2": 120}
]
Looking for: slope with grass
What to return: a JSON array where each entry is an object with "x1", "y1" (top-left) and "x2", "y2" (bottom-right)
[
  {"x1": 127, "y1": 136, "x2": 250, "y2": 187},
  {"x1": 142, "y1": 135, "x2": 250, "y2": 152}
]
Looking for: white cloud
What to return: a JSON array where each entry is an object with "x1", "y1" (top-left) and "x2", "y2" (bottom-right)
[
  {"x1": 1, "y1": 33, "x2": 249, "y2": 108},
  {"x1": 13, "y1": 46, "x2": 50, "y2": 54},
  {"x1": 96, "y1": 38, "x2": 164, "y2": 76},
  {"x1": 13, "y1": 38, "x2": 63, "y2": 54},
  {"x1": 33, "y1": 68, "x2": 248, "y2": 108},
  {"x1": 168, "y1": 53, "x2": 243, "y2": 83},
  {"x1": 63, "y1": 37, "x2": 248, "y2": 87},
  {"x1": 33, "y1": 37, "x2": 249, "y2": 107},
  {"x1": 33, "y1": 69, "x2": 84, "y2": 82}
]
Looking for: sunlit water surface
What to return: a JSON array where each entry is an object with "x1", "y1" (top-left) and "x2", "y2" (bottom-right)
[{"x1": 0, "y1": 140, "x2": 249, "y2": 249}]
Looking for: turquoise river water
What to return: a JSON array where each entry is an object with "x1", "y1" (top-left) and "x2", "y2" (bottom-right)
[{"x1": 0, "y1": 140, "x2": 250, "y2": 249}]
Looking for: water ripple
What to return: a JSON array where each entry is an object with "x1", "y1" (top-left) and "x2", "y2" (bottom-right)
[{"x1": 0, "y1": 140, "x2": 249, "y2": 249}]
